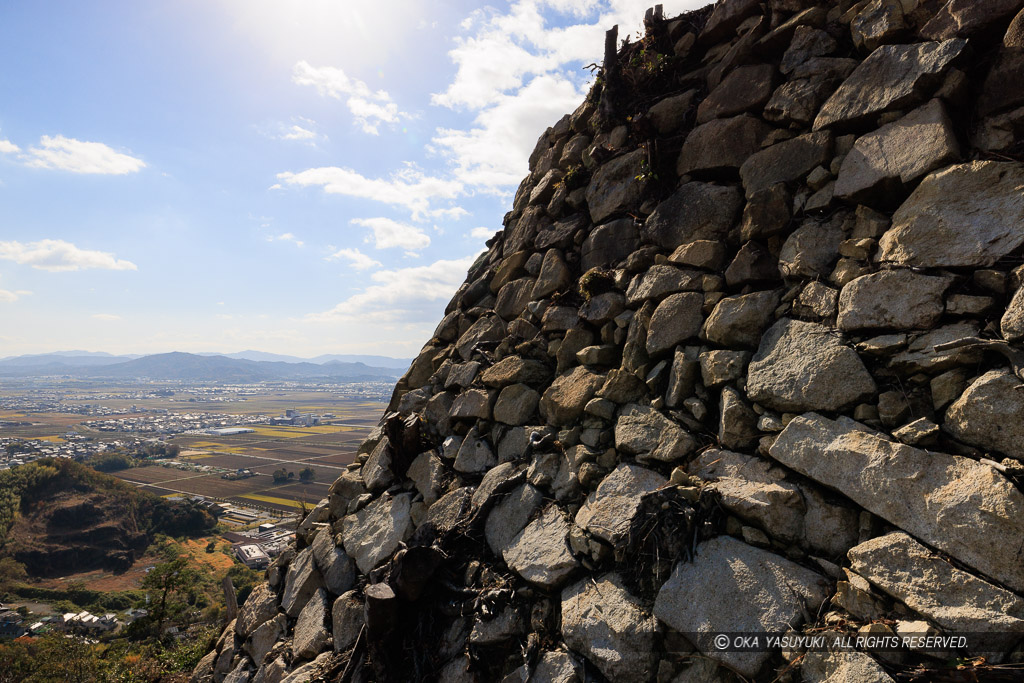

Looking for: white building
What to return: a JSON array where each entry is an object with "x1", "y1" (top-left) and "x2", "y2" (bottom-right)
[{"x1": 235, "y1": 544, "x2": 270, "y2": 570}]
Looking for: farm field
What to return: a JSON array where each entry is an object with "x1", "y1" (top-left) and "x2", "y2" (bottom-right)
[
  {"x1": 114, "y1": 467, "x2": 197, "y2": 485},
  {"x1": 1, "y1": 381, "x2": 386, "y2": 511},
  {"x1": 144, "y1": 395, "x2": 379, "y2": 507}
]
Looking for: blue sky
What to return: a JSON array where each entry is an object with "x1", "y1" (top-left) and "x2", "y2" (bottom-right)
[{"x1": 0, "y1": 0, "x2": 700, "y2": 359}]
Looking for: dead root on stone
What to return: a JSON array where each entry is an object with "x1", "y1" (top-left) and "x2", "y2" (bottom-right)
[
  {"x1": 897, "y1": 660, "x2": 1024, "y2": 682},
  {"x1": 618, "y1": 486, "x2": 725, "y2": 604}
]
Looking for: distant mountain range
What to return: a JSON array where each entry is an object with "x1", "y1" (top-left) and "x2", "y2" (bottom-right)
[{"x1": 0, "y1": 350, "x2": 411, "y2": 382}]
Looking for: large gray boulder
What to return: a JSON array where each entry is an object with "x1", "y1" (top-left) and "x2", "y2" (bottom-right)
[
  {"x1": 581, "y1": 219, "x2": 639, "y2": 271},
  {"x1": 480, "y1": 356, "x2": 549, "y2": 387},
  {"x1": 586, "y1": 149, "x2": 648, "y2": 223},
  {"x1": 625, "y1": 266, "x2": 702, "y2": 306},
  {"x1": 503, "y1": 649, "x2": 581, "y2": 683},
  {"x1": 746, "y1": 319, "x2": 876, "y2": 411},
  {"x1": 688, "y1": 449, "x2": 805, "y2": 542},
  {"x1": 615, "y1": 404, "x2": 696, "y2": 463},
  {"x1": 641, "y1": 182, "x2": 742, "y2": 249},
  {"x1": 493, "y1": 383, "x2": 540, "y2": 425},
  {"x1": 450, "y1": 388, "x2": 493, "y2": 421},
  {"x1": 696, "y1": 64, "x2": 777, "y2": 123},
  {"x1": 645, "y1": 292, "x2": 704, "y2": 355},
  {"x1": 539, "y1": 367, "x2": 604, "y2": 426},
  {"x1": 236, "y1": 583, "x2": 279, "y2": 637},
  {"x1": 454, "y1": 428, "x2": 497, "y2": 474},
  {"x1": 878, "y1": 161, "x2": 1024, "y2": 267},
  {"x1": 700, "y1": 0, "x2": 761, "y2": 43},
  {"x1": 247, "y1": 614, "x2": 286, "y2": 666},
  {"x1": 425, "y1": 486, "x2": 475, "y2": 534},
  {"x1": 1002, "y1": 286, "x2": 1024, "y2": 341},
  {"x1": 654, "y1": 535, "x2": 829, "y2": 677},
  {"x1": 456, "y1": 315, "x2": 506, "y2": 361},
  {"x1": 834, "y1": 99, "x2": 960, "y2": 205},
  {"x1": 703, "y1": 289, "x2": 781, "y2": 349},
  {"x1": 485, "y1": 483, "x2": 544, "y2": 556},
  {"x1": 495, "y1": 277, "x2": 535, "y2": 320},
  {"x1": 801, "y1": 651, "x2": 893, "y2": 683},
  {"x1": 769, "y1": 413, "x2": 1024, "y2": 594},
  {"x1": 310, "y1": 526, "x2": 355, "y2": 596},
  {"x1": 561, "y1": 573, "x2": 657, "y2": 683},
  {"x1": 361, "y1": 438, "x2": 393, "y2": 492},
  {"x1": 292, "y1": 588, "x2": 330, "y2": 661},
  {"x1": 341, "y1": 493, "x2": 413, "y2": 574},
  {"x1": 739, "y1": 131, "x2": 832, "y2": 197},
  {"x1": 887, "y1": 321, "x2": 983, "y2": 374},
  {"x1": 503, "y1": 505, "x2": 580, "y2": 588},
  {"x1": 332, "y1": 591, "x2": 364, "y2": 653},
  {"x1": 531, "y1": 249, "x2": 571, "y2": 299},
  {"x1": 921, "y1": 0, "x2": 1024, "y2": 40},
  {"x1": 849, "y1": 532, "x2": 1024, "y2": 650},
  {"x1": 281, "y1": 547, "x2": 325, "y2": 617},
  {"x1": 719, "y1": 386, "x2": 761, "y2": 451},
  {"x1": 676, "y1": 115, "x2": 775, "y2": 176},
  {"x1": 837, "y1": 269, "x2": 952, "y2": 332},
  {"x1": 778, "y1": 217, "x2": 843, "y2": 279},
  {"x1": 945, "y1": 369, "x2": 1024, "y2": 461},
  {"x1": 407, "y1": 451, "x2": 446, "y2": 506},
  {"x1": 687, "y1": 449, "x2": 858, "y2": 554},
  {"x1": 575, "y1": 463, "x2": 666, "y2": 545},
  {"x1": 814, "y1": 39, "x2": 967, "y2": 130}
]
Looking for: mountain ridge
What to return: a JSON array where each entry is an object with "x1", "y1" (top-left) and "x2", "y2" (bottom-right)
[{"x1": 0, "y1": 351, "x2": 403, "y2": 382}]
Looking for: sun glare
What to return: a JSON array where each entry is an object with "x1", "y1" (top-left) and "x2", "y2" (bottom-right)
[{"x1": 218, "y1": 0, "x2": 427, "y2": 71}]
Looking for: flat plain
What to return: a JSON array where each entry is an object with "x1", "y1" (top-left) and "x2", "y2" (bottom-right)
[{"x1": 0, "y1": 381, "x2": 388, "y2": 512}]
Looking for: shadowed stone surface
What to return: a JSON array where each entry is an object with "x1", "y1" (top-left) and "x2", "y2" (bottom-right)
[
  {"x1": 654, "y1": 535, "x2": 829, "y2": 677},
  {"x1": 561, "y1": 574, "x2": 657, "y2": 683},
  {"x1": 814, "y1": 39, "x2": 967, "y2": 131}
]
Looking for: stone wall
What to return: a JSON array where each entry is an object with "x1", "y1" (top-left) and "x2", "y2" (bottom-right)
[{"x1": 193, "y1": 0, "x2": 1024, "y2": 681}]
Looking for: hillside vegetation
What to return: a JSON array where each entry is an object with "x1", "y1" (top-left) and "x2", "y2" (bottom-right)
[{"x1": 0, "y1": 458, "x2": 215, "y2": 576}]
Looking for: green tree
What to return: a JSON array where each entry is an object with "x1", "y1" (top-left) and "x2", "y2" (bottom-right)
[
  {"x1": 0, "y1": 634, "x2": 100, "y2": 683},
  {"x1": 298, "y1": 466, "x2": 315, "y2": 482},
  {"x1": 272, "y1": 468, "x2": 288, "y2": 483},
  {"x1": 0, "y1": 557, "x2": 26, "y2": 597},
  {"x1": 225, "y1": 563, "x2": 261, "y2": 606},
  {"x1": 140, "y1": 556, "x2": 200, "y2": 638}
]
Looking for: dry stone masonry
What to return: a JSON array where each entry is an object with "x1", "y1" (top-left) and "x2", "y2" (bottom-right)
[{"x1": 195, "y1": 0, "x2": 1024, "y2": 681}]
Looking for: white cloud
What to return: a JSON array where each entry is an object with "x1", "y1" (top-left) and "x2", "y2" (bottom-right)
[
  {"x1": 92, "y1": 313, "x2": 121, "y2": 321},
  {"x1": 351, "y1": 217, "x2": 431, "y2": 251},
  {"x1": 470, "y1": 227, "x2": 494, "y2": 240},
  {"x1": 275, "y1": 165, "x2": 463, "y2": 220},
  {"x1": 292, "y1": 60, "x2": 407, "y2": 135},
  {"x1": 327, "y1": 247, "x2": 382, "y2": 271},
  {"x1": 432, "y1": 0, "x2": 603, "y2": 110},
  {"x1": 0, "y1": 139, "x2": 19, "y2": 154},
  {"x1": 424, "y1": 206, "x2": 470, "y2": 221},
  {"x1": 432, "y1": 73, "x2": 584, "y2": 192},
  {"x1": 268, "y1": 232, "x2": 304, "y2": 247},
  {"x1": 0, "y1": 239, "x2": 137, "y2": 272},
  {"x1": 0, "y1": 289, "x2": 30, "y2": 303},
  {"x1": 282, "y1": 124, "x2": 317, "y2": 141},
  {"x1": 20, "y1": 135, "x2": 145, "y2": 174},
  {"x1": 261, "y1": 117, "x2": 325, "y2": 144},
  {"x1": 430, "y1": 0, "x2": 702, "y2": 193},
  {"x1": 307, "y1": 254, "x2": 479, "y2": 324}
]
